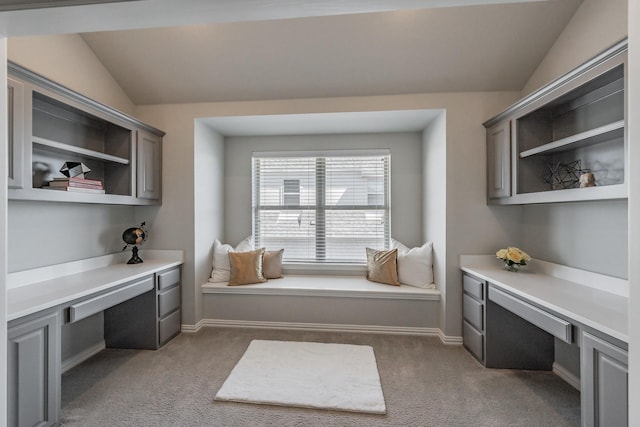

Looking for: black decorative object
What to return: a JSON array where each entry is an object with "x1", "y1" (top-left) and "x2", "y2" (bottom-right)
[
  {"x1": 60, "y1": 161, "x2": 91, "y2": 179},
  {"x1": 543, "y1": 160, "x2": 590, "y2": 190},
  {"x1": 122, "y1": 222, "x2": 147, "y2": 264}
]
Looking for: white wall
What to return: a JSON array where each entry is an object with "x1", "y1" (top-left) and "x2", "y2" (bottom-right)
[
  {"x1": 8, "y1": 34, "x2": 135, "y2": 115},
  {"x1": 7, "y1": 202, "x2": 135, "y2": 272},
  {"x1": 223, "y1": 132, "x2": 423, "y2": 248},
  {"x1": 193, "y1": 121, "x2": 225, "y2": 324},
  {"x1": 521, "y1": 201, "x2": 628, "y2": 278},
  {"x1": 0, "y1": 37, "x2": 9, "y2": 424},
  {"x1": 423, "y1": 112, "x2": 448, "y2": 333},
  {"x1": 522, "y1": 0, "x2": 627, "y2": 97},
  {"x1": 627, "y1": 0, "x2": 638, "y2": 424}
]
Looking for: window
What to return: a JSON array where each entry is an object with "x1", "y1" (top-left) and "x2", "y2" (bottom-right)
[{"x1": 252, "y1": 150, "x2": 390, "y2": 264}]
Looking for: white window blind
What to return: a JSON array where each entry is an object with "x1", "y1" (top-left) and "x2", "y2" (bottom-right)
[{"x1": 252, "y1": 150, "x2": 390, "y2": 264}]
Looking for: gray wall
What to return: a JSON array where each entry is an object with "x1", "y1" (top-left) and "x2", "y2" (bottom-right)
[
  {"x1": 520, "y1": 201, "x2": 628, "y2": 278},
  {"x1": 193, "y1": 121, "x2": 226, "y2": 322},
  {"x1": 223, "y1": 132, "x2": 424, "y2": 249},
  {"x1": 8, "y1": 201, "x2": 135, "y2": 272}
]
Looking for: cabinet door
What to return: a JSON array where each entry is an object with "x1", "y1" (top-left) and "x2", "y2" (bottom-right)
[
  {"x1": 8, "y1": 310, "x2": 60, "y2": 427},
  {"x1": 486, "y1": 121, "x2": 511, "y2": 199},
  {"x1": 7, "y1": 77, "x2": 25, "y2": 189},
  {"x1": 581, "y1": 332, "x2": 628, "y2": 427},
  {"x1": 136, "y1": 130, "x2": 162, "y2": 200}
]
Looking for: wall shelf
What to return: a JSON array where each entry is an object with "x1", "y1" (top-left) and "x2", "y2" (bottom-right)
[
  {"x1": 7, "y1": 61, "x2": 164, "y2": 205},
  {"x1": 33, "y1": 136, "x2": 130, "y2": 165},
  {"x1": 484, "y1": 39, "x2": 627, "y2": 204},
  {"x1": 519, "y1": 120, "x2": 624, "y2": 159}
]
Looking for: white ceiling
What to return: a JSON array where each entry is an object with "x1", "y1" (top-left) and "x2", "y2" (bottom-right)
[
  {"x1": 0, "y1": 0, "x2": 582, "y2": 136},
  {"x1": 74, "y1": 0, "x2": 580, "y2": 105}
]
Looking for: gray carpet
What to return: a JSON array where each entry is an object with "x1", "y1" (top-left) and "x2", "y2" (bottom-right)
[{"x1": 61, "y1": 327, "x2": 580, "y2": 426}]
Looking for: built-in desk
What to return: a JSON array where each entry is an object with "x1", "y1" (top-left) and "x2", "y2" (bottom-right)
[
  {"x1": 7, "y1": 250, "x2": 183, "y2": 427},
  {"x1": 460, "y1": 255, "x2": 628, "y2": 427}
]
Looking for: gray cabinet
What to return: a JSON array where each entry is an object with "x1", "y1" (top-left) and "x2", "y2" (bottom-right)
[
  {"x1": 7, "y1": 309, "x2": 60, "y2": 427},
  {"x1": 104, "y1": 267, "x2": 181, "y2": 349},
  {"x1": 463, "y1": 273, "x2": 556, "y2": 370},
  {"x1": 581, "y1": 331, "x2": 628, "y2": 427},
  {"x1": 7, "y1": 76, "x2": 25, "y2": 189},
  {"x1": 157, "y1": 267, "x2": 181, "y2": 346},
  {"x1": 486, "y1": 121, "x2": 511, "y2": 199},
  {"x1": 483, "y1": 39, "x2": 627, "y2": 205},
  {"x1": 136, "y1": 130, "x2": 162, "y2": 200},
  {"x1": 7, "y1": 61, "x2": 164, "y2": 205},
  {"x1": 462, "y1": 273, "x2": 485, "y2": 363}
]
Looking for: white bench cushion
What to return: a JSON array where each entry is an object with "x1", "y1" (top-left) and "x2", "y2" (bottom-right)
[{"x1": 202, "y1": 275, "x2": 440, "y2": 300}]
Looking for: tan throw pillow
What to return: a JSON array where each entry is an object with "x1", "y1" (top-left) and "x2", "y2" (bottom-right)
[
  {"x1": 228, "y1": 248, "x2": 267, "y2": 286},
  {"x1": 263, "y1": 249, "x2": 284, "y2": 279},
  {"x1": 366, "y1": 247, "x2": 400, "y2": 286}
]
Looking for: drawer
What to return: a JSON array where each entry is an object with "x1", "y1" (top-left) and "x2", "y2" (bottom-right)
[
  {"x1": 489, "y1": 285, "x2": 572, "y2": 343},
  {"x1": 463, "y1": 294, "x2": 483, "y2": 331},
  {"x1": 157, "y1": 268, "x2": 180, "y2": 291},
  {"x1": 463, "y1": 320, "x2": 484, "y2": 362},
  {"x1": 463, "y1": 274, "x2": 484, "y2": 301},
  {"x1": 159, "y1": 309, "x2": 181, "y2": 345},
  {"x1": 70, "y1": 276, "x2": 154, "y2": 322},
  {"x1": 158, "y1": 285, "x2": 180, "y2": 318}
]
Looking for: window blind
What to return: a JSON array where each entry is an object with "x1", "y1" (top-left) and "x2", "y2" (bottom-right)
[{"x1": 252, "y1": 150, "x2": 390, "y2": 264}]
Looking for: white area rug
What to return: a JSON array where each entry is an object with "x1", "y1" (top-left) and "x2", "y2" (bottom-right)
[{"x1": 214, "y1": 340, "x2": 387, "y2": 414}]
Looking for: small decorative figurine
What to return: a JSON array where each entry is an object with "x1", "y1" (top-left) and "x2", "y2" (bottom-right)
[
  {"x1": 60, "y1": 162, "x2": 91, "y2": 179},
  {"x1": 579, "y1": 172, "x2": 596, "y2": 188}
]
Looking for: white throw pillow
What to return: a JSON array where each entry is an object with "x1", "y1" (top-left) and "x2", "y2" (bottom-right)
[
  {"x1": 209, "y1": 236, "x2": 254, "y2": 282},
  {"x1": 391, "y1": 239, "x2": 435, "y2": 289}
]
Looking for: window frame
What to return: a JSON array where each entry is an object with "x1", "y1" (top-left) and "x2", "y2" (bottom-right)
[{"x1": 252, "y1": 150, "x2": 391, "y2": 265}]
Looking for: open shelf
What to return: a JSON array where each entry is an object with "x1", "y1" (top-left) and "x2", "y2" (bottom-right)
[
  {"x1": 519, "y1": 121, "x2": 624, "y2": 158},
  {"x1": 33, "y1": 136, "x2": 130, "y2": 165}
]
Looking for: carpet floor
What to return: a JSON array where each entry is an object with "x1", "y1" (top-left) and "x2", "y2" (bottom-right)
[{"x1": 60, "y1": 327, "x2": 580, "y2": 426}]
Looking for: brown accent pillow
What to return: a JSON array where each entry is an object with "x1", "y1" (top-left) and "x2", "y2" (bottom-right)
[
  {"x1": 366, "y1": 247, "x2": 400, "y2": 286},
  {"x1": 263, "y1": 249, "x2": 284, "y2": 279},
  {"x1": 228, "y1": 248, "x2": 267, "y2": 286}
]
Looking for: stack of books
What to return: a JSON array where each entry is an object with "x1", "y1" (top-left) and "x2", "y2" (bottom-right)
[{"x1": 47, "y1": 177, "x2": 106, "y2": 194}]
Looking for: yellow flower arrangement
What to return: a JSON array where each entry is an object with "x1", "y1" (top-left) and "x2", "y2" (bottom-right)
[{"x1": 496, "y1": 246, "x2": 531, "y2": 272}]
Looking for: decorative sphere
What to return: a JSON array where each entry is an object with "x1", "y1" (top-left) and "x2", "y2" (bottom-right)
[{"x1": 122, "y1": 227, "x2": 146, "y2": 245}]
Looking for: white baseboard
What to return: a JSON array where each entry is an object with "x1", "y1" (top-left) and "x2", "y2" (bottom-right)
[
  {"x1": 184, "y1": 318, "x2": 457, "y2": 342},
  {"x1": 553, "y1": 361, "x2": 581, "y2": 390},
  {"x1": 61, "y1": 341, "x2": 105, "y2": 374},
  {"x1": 438, "y1": 330, "x2": 464, "y2": 345},
  {"x1": 181, "y1": 320, "x2": 206, "y2": 333}
]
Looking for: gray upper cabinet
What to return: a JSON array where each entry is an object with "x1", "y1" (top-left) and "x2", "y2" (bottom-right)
[
  {"x1": 486, "y1": 121, "x2": 511, "y2": 199},
  {"x1": 483, "y1": 39, "x2": 627, "y2": 205},
  {"x1": 7, "y1": 61, "x2": 165, "y2": 205},
  {"x1": 7, "y1": 76, "x2": 25, "y2": 189},
  {"x1": 581, "y1": 331, "x2": 628, "y2": 427},
  {"x1": 136, "y1": 130, "x2": 162, "y2": 200}
]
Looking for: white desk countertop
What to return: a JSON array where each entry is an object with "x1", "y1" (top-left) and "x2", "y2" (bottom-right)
[
  {"x1": 7, "y1": 250, "x2": 183, "y2": 322},
  {"x1": 460, "y1": 255, "x2": 629, "y2": 343}
]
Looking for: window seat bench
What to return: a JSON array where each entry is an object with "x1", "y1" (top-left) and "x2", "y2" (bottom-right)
[{"x1": 199, "y1": 275, "x2": 443, "y2": 338}]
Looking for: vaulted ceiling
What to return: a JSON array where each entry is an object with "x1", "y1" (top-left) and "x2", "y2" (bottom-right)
[{"x1": 3, "y1": 0, "x2": 582, "y2": 105}]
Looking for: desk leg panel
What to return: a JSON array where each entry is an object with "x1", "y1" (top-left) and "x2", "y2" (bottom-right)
[
  {"x1": 485, "y1": 300, "x2": 554, "y2": 370},
  {"x1": 104, "y1": 289, "x2": 158, "y2": 350}
]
